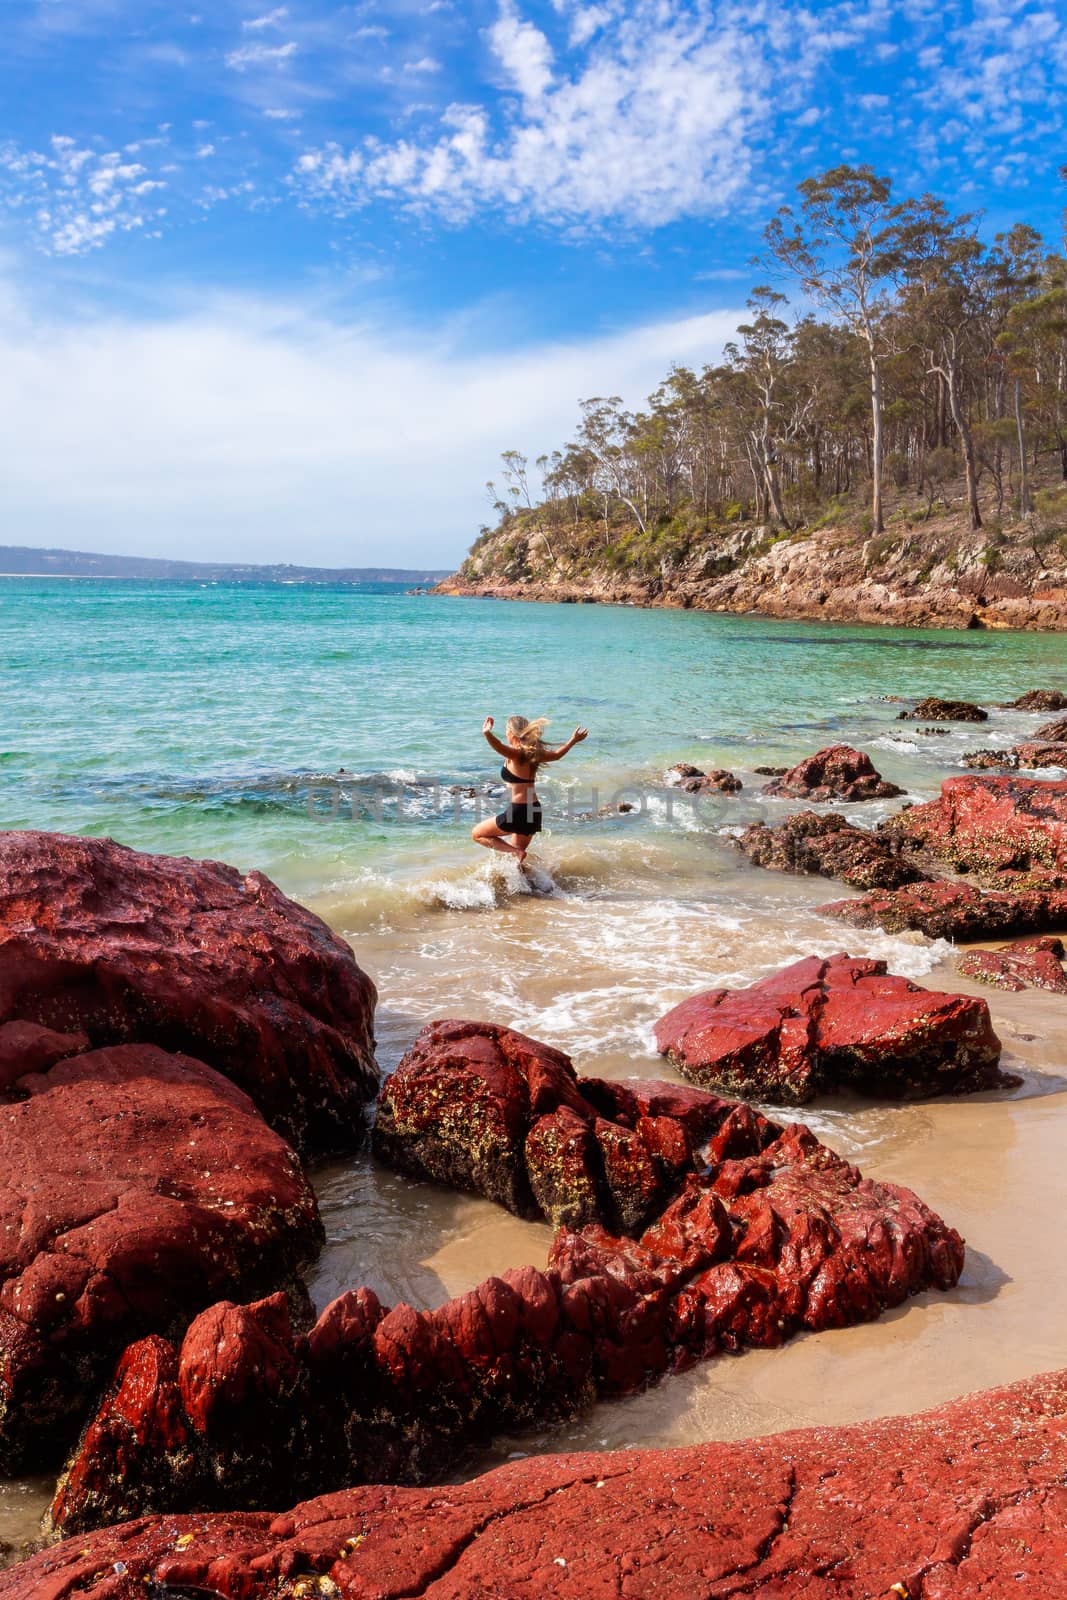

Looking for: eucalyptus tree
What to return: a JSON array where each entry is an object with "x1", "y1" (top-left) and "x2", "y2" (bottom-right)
[
  {"x1": 724, "y1": 287, "x2": 795, "y2": 526},
  {"x1": 890, "y1": 198, "x2": 991, "y2": 530},
  {"x1": 765, "y1": 166, "x2": 898, "y2": 533}
]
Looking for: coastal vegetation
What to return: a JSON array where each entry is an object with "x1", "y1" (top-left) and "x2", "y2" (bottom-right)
[{"x1": 452, "y1": 168, "x2": 1067, "y2": 615}]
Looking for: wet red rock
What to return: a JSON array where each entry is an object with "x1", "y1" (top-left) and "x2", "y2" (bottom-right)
[
  {"x1": 0, "y1": 830, "x2": 378, "y2": 1154},
  {"x1": 373, "y1": 1020, "x2": 719, "y2": 1228},
  {"x1": 51, "y1": 1029, "x2": 963, "y2": 1534},
  {"x1": 956, "y1": 935, "x2": 1067, "y2": 994},
  {"x1": 1005, "y1": 688, "x2": 1067, "y2": 710},
  {"x1": 884, "y1": 774, "x2": 1067, "y2": 877},
  {"x1": 898, "y1": 696, "x2": 988, "y2": 722},
  {"x1": 0, "y1": 1044, "x2": 321, "y2": 1471},
  {"x1": 1035, "y1": 714, "x2": 1067, "y2": 741},
  {"x1": 654, "y1": 953, "x2": 1004, "y2": 1103},
  {"x1": 15, "y1": 1369, "x2": 1067, "y2": 1599},
  {"x1": 962, "y1": 741, "x2": 1067, "y2": 770},
  {"x1": 737, "y1": 810, "x2": 922, "y2": 889},
  {"x1": 665, "y1": 764, "x2": 742, "y2": 793},
  {"x1": 820, "y1": 877, "x2": 1067, "y2": 939},
  {"x1": 762, "y1": 743, "x2": 903, "y2": 801}
]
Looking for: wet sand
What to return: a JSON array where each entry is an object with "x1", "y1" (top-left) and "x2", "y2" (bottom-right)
[{"x1": 306, "y1": 864, "x2": 1067, "y2": 1477}]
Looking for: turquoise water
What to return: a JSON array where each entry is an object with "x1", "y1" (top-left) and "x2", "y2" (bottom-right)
[
  {"x1": 1, "y1": 578, "x2": 1063, "y2": 907},
  {"x1": 2, "y1": 578, "x2": 1067, "y2": 1546}
]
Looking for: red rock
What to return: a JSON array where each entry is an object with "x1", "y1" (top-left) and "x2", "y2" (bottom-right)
[
  {"x1": 1014, "y1": 740, "x2": 1067, "y2": 768},
  {"x1": 0, "y1": 1019, "x2": 88, "y2": 1095},
  {"x1": 1035, "y1": 714, "x2": 1067, "y2": 741},
  {"x1": 1005, "y1": 688, "x2": 1067, "y2": 710},
  {"x1": 0, "y1": 1044, "x2": 321, "y2": 1470},
  {"x1": 654, "y1": 953, "x2": 1004, "y2": 1103},
  {"x1": 819, "y1": 877, "x2": 1067, "y2": 939},
  {"x1": 20, "y1": 1369, "x2": 1067, "y2": 1599},
  {"x1": 0, "y1": 830, "x2": 378, "y2": 1153},
  {"x1": 665, "y1": 764, "x2": 742, "y2": 794},
  {"x1": 374, "y1": 1023, "x2": 698, "y2": 1229},
  {"x1": 736, "y1": 810, "x2": 923, "y2": 889},
  {"x1": 665, "y1": 762, "x2": 703, "y2": 784},
  {"x1": 697, "y1": 768, "x2": 743, "y2": 793},
  {"x1": 963, "y1": 741, "x2": 1067, "y2": 770},
  {"x1": 884, "y1": 774, "x2": 1067, "y2": 877},
  {"x1": 898, "y1": 696, "x2": 988, "y2": 722},
  {"x1": 52, "y1": 1042, "x2": 964, "y2": 1535},
  {"x1": 762, "y1": 743, "x2": 903, "y2": 801},
  {"x1": 956, "y1": 935, "x2": 1067, "y2": 993}
]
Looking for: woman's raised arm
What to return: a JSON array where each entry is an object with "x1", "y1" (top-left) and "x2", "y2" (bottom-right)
[
  {"x1": 482, "y1": 716, "x2": 522, "y2": 759},
  {"x1": 542, "y1": 726, "x2": 589, "y2": 762}
]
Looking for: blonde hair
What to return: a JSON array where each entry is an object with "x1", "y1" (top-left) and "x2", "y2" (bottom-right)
[{"x1": 506, "y1": 715, "x2": 549, "y2": 762}]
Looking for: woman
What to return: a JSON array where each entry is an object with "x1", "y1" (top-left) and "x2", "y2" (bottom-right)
[{"x1": 472, "y1": 714, "x2": 588, "y2": 864}]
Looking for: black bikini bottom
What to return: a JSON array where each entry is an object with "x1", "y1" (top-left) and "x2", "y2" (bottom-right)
[{"x1": 496, "y1": 803, "x2": 543, "y2": 836}]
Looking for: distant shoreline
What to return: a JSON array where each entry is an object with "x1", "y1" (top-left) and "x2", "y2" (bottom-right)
[
  {"x1": 0, "y1": 543, "x2": 453, "y2": 585},
  {"x1": 0, "y1": 572, "x2": 431, "y2": 584}
]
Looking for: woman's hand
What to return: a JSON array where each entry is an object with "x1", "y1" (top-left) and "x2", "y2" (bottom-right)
[
  {"x1": 572, "y1": 726, "x2": 589, "y2": 744},
  {"x1": 482, "y1": 716, "x2": 494, "y2": 735}
]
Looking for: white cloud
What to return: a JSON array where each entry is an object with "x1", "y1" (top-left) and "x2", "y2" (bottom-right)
[
  {"x1": 243, "y1": 6, "x2": 289, "y2": 29},
  {"x1": 0, "y1": 278, "x2": 743, "y2": 564},
  {"x1": 0, "y1": 136, "x2": 169, "y2": 256},
  {"x1": 289, "y1": 0, "x2": 888, "y2": 229},
  {"x1": 226, "y1": 39, "x2": 299, "y2": 69},
  {"x1": 490, "y1": 2, "x2": 554, "y2": 101}
]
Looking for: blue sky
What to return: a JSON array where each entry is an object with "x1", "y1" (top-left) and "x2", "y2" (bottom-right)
[{"x1": 0, "y1": 0, "x2": 1064, "y2": 566}]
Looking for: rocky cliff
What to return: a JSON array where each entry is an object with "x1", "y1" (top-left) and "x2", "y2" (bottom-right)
[{"x1": 438, "y1": 506, "x2": 1067, "y2": 630}]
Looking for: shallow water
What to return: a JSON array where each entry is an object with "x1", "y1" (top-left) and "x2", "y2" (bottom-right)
[{"x1": 1, "y1": 579, "x2": 1066, "y2": 1555}]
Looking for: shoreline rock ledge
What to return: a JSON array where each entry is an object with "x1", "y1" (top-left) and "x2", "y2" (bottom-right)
[{"x1": 10, "y1": 1367, "x2": 1067, "y2": 1598}]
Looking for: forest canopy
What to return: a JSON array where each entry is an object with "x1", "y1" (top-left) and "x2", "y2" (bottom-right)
[{"x1": 478, "y1": 167, "x2": 1067, "y2": 566}]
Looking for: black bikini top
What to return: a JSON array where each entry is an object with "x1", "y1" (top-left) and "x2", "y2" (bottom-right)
[{"x1": 500, "y1": 764, "x2": 531, "y2": 784}]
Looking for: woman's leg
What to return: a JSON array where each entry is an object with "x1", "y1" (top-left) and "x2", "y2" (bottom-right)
[
  {"x1": 471, "y1": 819, "x2": 523, "y2": 857},
  {"x1": 512, "y1": 833, "x2": 533, "y2": 865}
]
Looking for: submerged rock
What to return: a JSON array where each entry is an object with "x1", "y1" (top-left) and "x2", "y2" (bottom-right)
[
  {"x1": 0, "y1": 830, "x2": 378, "y2": 1154},
  {"x1": 654, "y1": 953, "x2": 1004, "y2": 1104},
  {"x1": 0, "y1": 1044, "x2": 320, "y2": 1471},
  {"x1": 761, "y1": 743, "x2": 903, "y2": 801},
  {"x1": 50, "y1": 1034, "x2": 964, "y2": 1534},
  {"x1": 736, "y1": 811, "x2": 923, "y2": 890},
  {"x1": 882, "y1": 774, "x2": 1067, "y2": 877},
  {"x1": 898, "y1": 696, "x2": 988, "y2": 722},
  {"x1": 962, "y1": 747, "x2": 1016, "y2": 770},
  {"x1": 956, "y1": 936, "x2": 1067, "y2": 994},
  {"x1": 818, "y1": 878, "x2": 1067, "y2": 940},
  {"x1": 19, "y1": 1369, "x2": 1067, "y2": 1599}
]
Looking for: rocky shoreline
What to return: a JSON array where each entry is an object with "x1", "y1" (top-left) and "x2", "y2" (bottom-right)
[
  {"x1": 435, "y1": 520, "x2": 1067, "y2": 631},
  {"x1": 2, "y1": 703, "x2": 1067, "y2": 1593},
  {"x1": 12, "y1": 1367, "x2": 1067, "y2": 1599}
]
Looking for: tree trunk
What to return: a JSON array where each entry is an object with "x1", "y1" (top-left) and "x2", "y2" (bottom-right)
[
  {"x1": 868, "y1": 341, "x2": 885, "y2": 534},
  {"x1": 944, "y1": 362, "x2": 982, "y2": 531},
  {"x1": 1014, "y1": 378, "x2": 1031, "y2": 516}
]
